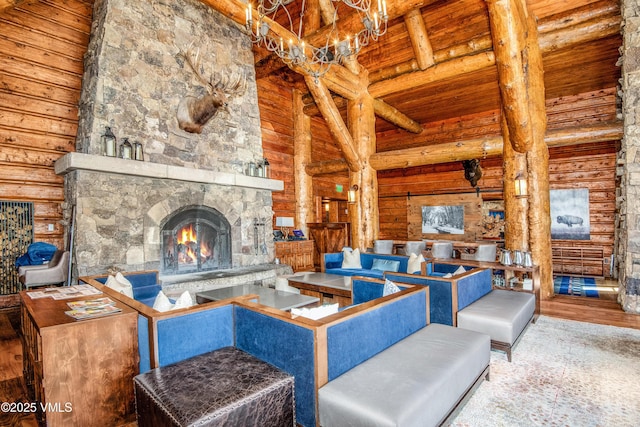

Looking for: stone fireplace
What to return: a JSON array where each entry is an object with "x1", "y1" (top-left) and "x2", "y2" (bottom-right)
[{"x1": 55, "y1": 0, "x2": 284, "y2": 285}]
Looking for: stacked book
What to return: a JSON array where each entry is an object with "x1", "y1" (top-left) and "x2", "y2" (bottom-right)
[{"x1": 65, "y1": 297, "x2": 122, "y2": 320}]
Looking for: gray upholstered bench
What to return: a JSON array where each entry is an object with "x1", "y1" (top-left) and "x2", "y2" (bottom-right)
[
  {"x1": 134, "y1": 346, "x2": 295, "y2": 426},
  {"x1": 457, "y1": 289, "x2": 535, "y2": 362},
  {"x1": 318, "y1": 324, "x2": 490, "y2": 427}
]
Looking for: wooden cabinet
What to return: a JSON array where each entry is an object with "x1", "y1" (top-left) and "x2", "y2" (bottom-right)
[
  {"x1": 20, "y1": 291, "x2": 138, "y2": 426},
  {"x1": 275, "y1": 240, "x2": 314, "y2": 272},
  {"x1": 307, "y1": 223, "x2": 350, "y2": 270}
]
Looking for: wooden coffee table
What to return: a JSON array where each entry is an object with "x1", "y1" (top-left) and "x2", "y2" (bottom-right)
[{"x1": 287, "y1": 273, "x2": 352, "y2": 307}]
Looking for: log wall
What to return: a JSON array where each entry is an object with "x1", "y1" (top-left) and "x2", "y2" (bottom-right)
[
  {"x1": 0, "y1": 0, "x2": 92, "y2": 293},
  {"x1": 378, "y1": 88, "x2": 619, "y2": 278}
]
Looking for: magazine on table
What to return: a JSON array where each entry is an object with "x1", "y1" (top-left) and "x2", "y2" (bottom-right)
[
  {"x1": 65, "y1": 304, "x2": 122, "y2": 320},
  {"x1": 27, "y1": 284, "x2": 102, "y2": 300},
  {"x1": 66, "y1": 297, "x2": 116, "y2": 310}
]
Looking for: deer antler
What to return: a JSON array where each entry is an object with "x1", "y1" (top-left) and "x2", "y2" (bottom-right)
[{"x1": 179, "y1": 44, "x2": 215, "y2": 94}]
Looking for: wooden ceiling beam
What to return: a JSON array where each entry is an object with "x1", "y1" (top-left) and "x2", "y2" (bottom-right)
[
  {"x1": 367, "y1": 123, "x2": 623, "y2": 171},
  {"x1": 305, "y1": 159, "x2": 349, "y2": 176},
  {"x1": 369, "y1": 51, "x2": 496, "y2": 98},
  {"x1": 404, "y1": 8, "x2": 434, "y2": 70},
  {"x1": 372, "y1": 98, "x2": 423, "y2": 133},
  {"x1": 305, "y1": 76, "x2": 362, "y2": 171},
  {"x1": 367, "y1": 1, "x2": 619, "y2": 93}
]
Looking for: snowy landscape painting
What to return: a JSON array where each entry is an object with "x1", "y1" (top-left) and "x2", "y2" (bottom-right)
[{"x1": 421, "y1": 205, "x2": 464, "y2": 234}]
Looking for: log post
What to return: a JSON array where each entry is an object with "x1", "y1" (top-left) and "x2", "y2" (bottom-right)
[
  {"x1": 501, "y1": 116, "x2": 529, "y2": 251},
  {"x1": 293, "y1": 89, "x2": 314, "y2": 237},
  {"x1": 348, "y1": 89, "x2": 379, "y2": 250},
  {"x1": 486, "y1": 0, "x2": 552, "y2": 298},
  {"x1": 524, "y1": 8, "x2": 553, "y2": 300}
]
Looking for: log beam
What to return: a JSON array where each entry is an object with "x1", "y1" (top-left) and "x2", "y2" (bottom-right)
[
  {"x1": 368, "y1": 123, "x2": 623, "y2": 170},
  {"x1": 487, "y1": 0, "x2": 532, "y2": 153},
  {"x1": 369, "y1": 51, "x2": 496, "y2": 98},
  {"x1": 404, "y1": 9, "x2": 435, "y2": 70},
  {"x1": 366, "y1": 2, "x2": 619, "y2": 93},
  {"x1": 372, "y1": 98, "x2": 423, "y2": 133},
  {"x1": 304, "y1": 96, "x2": 423, "y2": 133},
  {"x1": 305, "y1": 76, "x2": 362, "y2": 171},
  {"x1": 305, "y1": 159, "x2": 349, "y2": 176}
]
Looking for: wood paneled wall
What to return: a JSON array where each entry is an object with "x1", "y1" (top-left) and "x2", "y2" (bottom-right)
[
  {"x1": 0, "y1": 0, "x2": 92, "y2": 254},
  {"x1": 378, "y1": 88, "x2": 619, "y2": 277}
]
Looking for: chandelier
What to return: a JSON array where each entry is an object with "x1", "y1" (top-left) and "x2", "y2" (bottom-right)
[{"x1": 245, "y1": 0, "x2": 388, "y2": 80}]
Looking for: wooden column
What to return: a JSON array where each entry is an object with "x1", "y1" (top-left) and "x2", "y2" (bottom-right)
[
  {"x1": 293, "y1": 89, "x2": 314, "y2": 237},
  {"x1": 347, "y1": 68, "x2": 378, "y2": 250},
  {"x1": 524, "y1": 8, "x2": 553, "y2": 300},
  {"x1": 501, "y1": 116, "x2": 529, "y2": 251},
  {"x1": 487, "y1": 0, "x2": 552, "y2": 298}
]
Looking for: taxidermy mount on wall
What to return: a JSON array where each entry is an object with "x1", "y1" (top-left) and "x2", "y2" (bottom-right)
[
  {"x1": 462, "y1": 159, "x2": 483, "y2": 188},
  {"x1": 177, "y1": 46, "x2": 247, "y2": 134}
]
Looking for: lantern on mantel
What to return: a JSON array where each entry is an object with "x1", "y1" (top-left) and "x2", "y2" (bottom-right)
[
  {"x1": 133, "y1": 141, "x2": 144, "y2": 161},
  {"x1": 102, "y1": 126, "x2": 117, "y2": 157},
  {"x1": 121, "y1": 138, "x2": 133, "y2": 160}
]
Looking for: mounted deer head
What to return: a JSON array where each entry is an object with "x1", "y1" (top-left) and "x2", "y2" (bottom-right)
[{"x1": 177, "y1": 46, "x2": 247, "y2": 134}]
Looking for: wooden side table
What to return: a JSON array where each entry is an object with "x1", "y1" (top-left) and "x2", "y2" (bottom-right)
[{"x1": 20, "y1": 290, "x2": 138, "y2": 426}]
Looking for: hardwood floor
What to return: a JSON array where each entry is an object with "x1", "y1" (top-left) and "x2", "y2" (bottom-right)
[{"x1": 0, "y1": 308, "x2": 38, "y2": 427}]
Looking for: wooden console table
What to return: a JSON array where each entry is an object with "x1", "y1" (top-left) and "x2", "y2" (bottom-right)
[{"x1": 20, "y1": 290, "x2": 138, "y2": 426}]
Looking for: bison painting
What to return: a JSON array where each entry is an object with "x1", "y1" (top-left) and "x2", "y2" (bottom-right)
[{"x1": 556, "y1": 215, "x2": 584, "y2": 227}]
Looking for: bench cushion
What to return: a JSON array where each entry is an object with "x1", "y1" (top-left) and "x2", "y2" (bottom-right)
[
  {"x1": 457, "y1": 289, "x2": 535, "y2": 344},
  {"x1": 318, "y1": 324, "x2": 490, "y2": 427}
]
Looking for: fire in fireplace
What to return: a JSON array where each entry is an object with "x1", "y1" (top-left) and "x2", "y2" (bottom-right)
[{"x1": 161, "y1": 206, "x2": 231, "y2": 274}]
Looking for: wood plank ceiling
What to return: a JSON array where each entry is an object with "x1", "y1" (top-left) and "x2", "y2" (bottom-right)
[{"x1": 253, "y1": 0, "x2": 621, "y2": 151}]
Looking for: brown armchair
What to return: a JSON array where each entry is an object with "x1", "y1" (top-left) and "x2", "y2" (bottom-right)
[{"x1": 18, "y1": 250, "x2": 70, "y2": 289}]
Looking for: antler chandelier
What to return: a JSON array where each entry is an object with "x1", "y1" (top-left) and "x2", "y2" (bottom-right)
[{"x1": 245, "y1": 0, "x2": 388, "y2": 81}]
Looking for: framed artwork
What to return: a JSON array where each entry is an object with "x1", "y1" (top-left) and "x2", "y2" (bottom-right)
[
  {"x1": 550, "y1": 188, "x2": 590, "y2": 240},
  {"x1": 421, "y1": 205, "x2": 464, "y2": 234}
]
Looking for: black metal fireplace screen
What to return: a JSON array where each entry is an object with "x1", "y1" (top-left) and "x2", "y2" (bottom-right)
[{"x1": 161, "y1": 206, "x2": 231, "y2": 274}]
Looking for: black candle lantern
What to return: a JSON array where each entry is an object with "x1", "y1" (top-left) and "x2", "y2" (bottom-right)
[
  {"x1": 133, "y1": 141, "x2": 144, "y2": 161},
  {"x1": 102, "y1": 126, "x2": 117, "y2": 157},
  {"x1": 121, "y1": 138, "x2": 133, "y2": 159}
]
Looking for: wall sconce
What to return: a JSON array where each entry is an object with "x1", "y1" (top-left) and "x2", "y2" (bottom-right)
[
  {"x1": 275, "y1": 216, "x2": 294, "y2": 240},
  {"x1": 348, "y1": 185, "x2": 359, "y2": 204},
  {"x1": 514, "y1": 174, "x2": 528, "y2": 198}
]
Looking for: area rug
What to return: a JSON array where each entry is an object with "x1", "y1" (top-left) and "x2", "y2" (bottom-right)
[
  {"x1": 553, "y1": 275, "x2": 599, "y2": 297},
  {"x1": 449, "y1": 316, "x2": 640, "y2": 427}
]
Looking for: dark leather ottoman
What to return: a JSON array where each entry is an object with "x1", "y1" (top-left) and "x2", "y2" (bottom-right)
[{"x1": 134, "y1": 347, "x2": 295, "y2": 426}]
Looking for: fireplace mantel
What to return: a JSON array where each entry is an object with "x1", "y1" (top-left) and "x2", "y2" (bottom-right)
[{"x1": 55, "y1": 153, "x2": 284, "y2": 191}]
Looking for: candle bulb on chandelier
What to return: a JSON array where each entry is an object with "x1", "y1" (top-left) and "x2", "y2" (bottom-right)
[
  {"x1": 374, "y1": 12, "x2": 379, "y2": 31},
  {"x1": 382, "y1": 0, "x2": 387, "y2": 17}
]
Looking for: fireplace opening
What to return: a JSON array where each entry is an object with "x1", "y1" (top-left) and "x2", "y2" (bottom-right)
[{"x1": 161, "y1": 206, "x2": 231, "y2": 274}]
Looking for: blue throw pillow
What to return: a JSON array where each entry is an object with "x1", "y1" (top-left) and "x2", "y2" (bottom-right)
[{"x1": 371, "y1": 258, "x2": 400, "y2": 272}]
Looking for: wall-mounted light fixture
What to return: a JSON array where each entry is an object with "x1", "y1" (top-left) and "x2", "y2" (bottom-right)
[
  {"x1": 348, "y1": 185, "x2": 359, "y2": 204},
  {"x1": 514, "y1": 174, "x2": 528, "y2": 198},
  {"x1": 275, "y1": 216, "x2": 294, "y2": 240}
]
